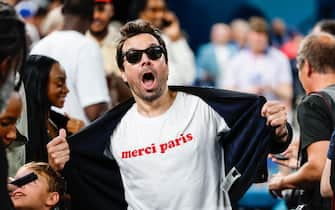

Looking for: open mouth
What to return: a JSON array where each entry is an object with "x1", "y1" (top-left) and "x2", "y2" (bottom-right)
[
  {"x1": 142, "y1": 72, "x2": 156, "y2": 89},
  {"x1": 12, "y1": 191, "x2": 25, "y2": 198}
]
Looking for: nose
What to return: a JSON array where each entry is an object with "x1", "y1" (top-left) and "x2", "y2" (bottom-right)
[
  {"x1": 140, "y1": 52, "x2": 152, "y2": 66},
  {"x1": 63, "y1": 84, "x2": 69, "y2": 95},
  {"x1": 5, "y1": 126, "x2": 17, "y2": 143},
  {"x1": 93, "y1": 7, "x2": 101, "y2": 20}
]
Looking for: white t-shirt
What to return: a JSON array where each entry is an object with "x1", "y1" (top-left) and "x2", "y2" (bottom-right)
[
  {"x1": 107, "y1": 92, "x2": 231, "y2": 210},
  {"x1": 30, "y1": 30, "x2": 110, "y2": 124}
]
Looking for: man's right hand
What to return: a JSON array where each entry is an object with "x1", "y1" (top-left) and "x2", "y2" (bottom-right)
[{"x1": 47, "y1": 129, "x2": 70, "y2": 171}]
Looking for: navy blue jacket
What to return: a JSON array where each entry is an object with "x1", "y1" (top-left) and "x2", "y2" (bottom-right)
[{"x1": 63, "y1": 86, "x2": 291, "y2": 210}]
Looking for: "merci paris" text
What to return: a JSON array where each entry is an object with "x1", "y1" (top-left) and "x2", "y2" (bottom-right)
[{"x1": 121, "y1": 133, "x2": 193, "y2": 159}]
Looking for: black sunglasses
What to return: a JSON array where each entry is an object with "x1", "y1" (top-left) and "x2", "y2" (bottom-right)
[{"x1": 122, "y1": 45, "x2": 164, "y2": 64}]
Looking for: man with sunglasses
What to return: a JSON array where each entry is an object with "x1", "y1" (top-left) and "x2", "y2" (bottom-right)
[{"x1": 54, "y1": 20, "x2": 292, "y2": 210}]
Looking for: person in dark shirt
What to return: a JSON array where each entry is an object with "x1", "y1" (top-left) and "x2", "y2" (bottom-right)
[{"x1": 269, "y1": 32, "x2": 335, "y2": 209}]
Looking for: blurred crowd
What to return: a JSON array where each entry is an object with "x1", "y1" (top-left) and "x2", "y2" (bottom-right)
[{"x1": 2, "y1": 0, "x2": 335, "y2": 209}]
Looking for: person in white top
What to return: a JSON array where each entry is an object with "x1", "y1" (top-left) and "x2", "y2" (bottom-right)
[
  {"x1": 30, "y1": 0, "x2": 110, "y2": 125},
  {"x1": 196, "y1": 23, "x2": 237, "y2": 87},
  {"x1": 223, "y1": 17, "x2": 292, "y2": 107},
  {"x1": 86, "y1": 0, "x2": 131, "y2": 107}
]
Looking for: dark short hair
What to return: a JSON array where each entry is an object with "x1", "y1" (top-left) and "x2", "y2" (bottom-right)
[
  {"x1": 62, "y1": 0, "x2": 94, "y2": 20},
  {"x1": 116, "y1": 19, "x2": 168, "y2": 71},
  {"x1": 315, "y1": 19, "x2": 335, "y2": 36},
  {"x1": 297, "y1": 32, "x2": 335, "y2": 73}
]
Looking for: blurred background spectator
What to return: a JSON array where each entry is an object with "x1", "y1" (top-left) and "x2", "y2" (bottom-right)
[
  {"x1": 86, "y1": 0, "x2": 131, "y2": 107},
  {"x1": 195, "y1": 23, "x2": 237, "y2": 87},
  {"x1": 223, "y1": 17, "x2": 292, "y2": 109}
]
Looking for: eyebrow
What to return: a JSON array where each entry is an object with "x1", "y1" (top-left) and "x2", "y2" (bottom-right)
[
  {"x1": 0, "y1": 117, "x2": 17, "y2": 122},
  {"x1": 54, "y1": 75, "x2": 66, "y2": 80},
  {"x1": 126, "y1": 43, "x2": 160, "y2": 51}
]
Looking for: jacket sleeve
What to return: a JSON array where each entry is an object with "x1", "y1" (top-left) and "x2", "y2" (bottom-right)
[{"x1": 62, "y1": 99, "x2": 134, "y2": 210}]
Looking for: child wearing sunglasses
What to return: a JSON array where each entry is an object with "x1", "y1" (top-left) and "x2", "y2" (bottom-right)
[{"x1": 10, "y1": 162, "x2": 65, "y2": 210}]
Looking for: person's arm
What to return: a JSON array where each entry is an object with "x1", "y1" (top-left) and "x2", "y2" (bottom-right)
[
  {"x1": 77, "y1": 39, "x2": 110, "y2": 122},
  {"x1": 161, "y1": 11, "x2": 182, "y2": 42},
  {"x1": 165, "y1": 37, "x2": 196, "y2": 86},
  {"x1": 162, "y1": 12, "x2": 196, "y2": 86},
  {"x1": 321, "y1": 130, "x2": 335, "y2": 197},
  {"x1": 65, "y1": 113, "x2": 85, "y2": 134},
  {"x1": 270, "y1": 95, "x2": 331, "y2": 196},
  {"x1": 84, "y1": 102, "x2": 108, "y2": 122},
  {"x1": 321, "y1": 158, "x2": 333, "y2": 197},
  {"x1": 269, "y1": 141, "x2": 329, "y2": 192}
]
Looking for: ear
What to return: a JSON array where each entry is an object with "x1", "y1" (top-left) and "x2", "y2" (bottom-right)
[
  {"x1": 45, "y1": 192, "x2": 59, "y2": 207},
  {"x1": 120, "y1": 70, "x2": 128, "y2": 83},
  {"x1": 305, "y1": 60, "x2": 313, "y2": 77}
]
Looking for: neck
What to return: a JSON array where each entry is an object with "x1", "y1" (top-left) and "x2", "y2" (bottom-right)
[
  {"x1": 308, "y1": 72, "x2": 335, "y2": 94},
  {"x1": 135, "y1": 89, "x2": 177, "y2": 117},
  {"x1": 89, "y1": 28, "x2": 108, "y2": 42},
  {"x1": 62, "y1": 15, "x2": 89, "y2": 34}
]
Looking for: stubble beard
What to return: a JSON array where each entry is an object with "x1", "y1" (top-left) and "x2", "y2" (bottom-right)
[
  {"x1": 89, "y1": 25, "x2": 108, "y2": 38},
  {"x1": 133, "y1": 85, "x2": 166, "y2": 102}
]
